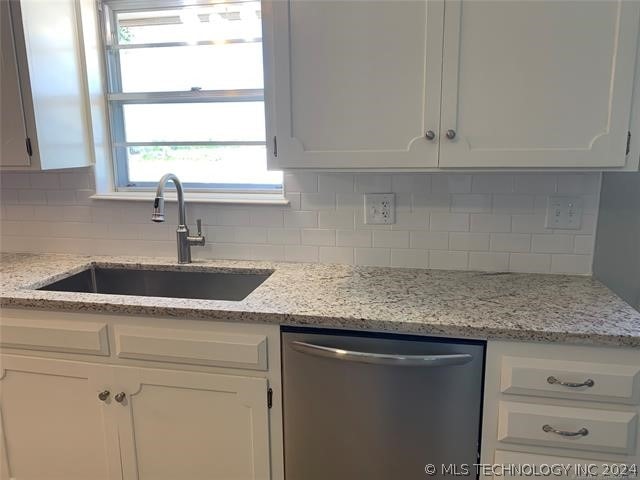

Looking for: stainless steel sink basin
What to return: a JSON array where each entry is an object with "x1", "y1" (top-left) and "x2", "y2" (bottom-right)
[{"x1": 38, "y1": 266, "x2": 272, "y2": 301}]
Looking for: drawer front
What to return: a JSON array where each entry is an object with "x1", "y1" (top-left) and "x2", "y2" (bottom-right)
[
  {"x1": 114, "y1": 325, "x2": 268, "y2": 370},
  {"x1": 498, "y1": 401, "x2": 638, "y2": 455},
  {"x1": 493, "y1": 450, "x2": 638, "y2": 479},
  {"x1": 0, "y1": 317, "x2": 109, "y2": 356},
  {"x1": 501, "y1": 356, "x2": 640, "y2": 404}
]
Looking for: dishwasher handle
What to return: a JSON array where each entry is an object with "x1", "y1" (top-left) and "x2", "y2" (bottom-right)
[{"x1": 290, "y1": 340, "x2": 473, "y2": 367}]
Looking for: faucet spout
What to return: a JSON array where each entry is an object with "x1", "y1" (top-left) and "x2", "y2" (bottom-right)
[{"x1": 151, "y1": 173, "x2": 205, "y2": 264}]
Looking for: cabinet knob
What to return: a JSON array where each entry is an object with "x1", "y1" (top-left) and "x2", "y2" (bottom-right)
[
  {"x1": 424, "y1": 130, "x2": 436, "y2": 141},
  {"x1": 98, "y1": 390, "x2": 110, "y2": 402},
  {"x1": 114, "y1": 392, "x2": 126, "y2": 403},
  {"x1": 445, "y1": 129, "x2": 456, "y2": 140}
]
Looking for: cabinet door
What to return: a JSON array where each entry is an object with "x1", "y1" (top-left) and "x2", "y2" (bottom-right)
[
  {"x1": 0, "y1": 355, "x2": 120, "y2": 480},
  {"x1": 0, "y1": 0, "x2": 29, "y2": 168},
  {"x1": 266, "y1": 0, "x2": 444, "y2": 169},
  {"x1": 440, "y1": 0, "x2": 640, "y2": 168},
  {"x1": 113, "y1": 366, "x2": 271, "y2": 480}
]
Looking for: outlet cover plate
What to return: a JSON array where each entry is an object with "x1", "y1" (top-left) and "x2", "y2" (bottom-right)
[
  {"x1": 364, "y1": 193, "x2": 395, "y2": 225},
  {"x1": 545, "y1": 196, "x2": 583, "y2": 229}
]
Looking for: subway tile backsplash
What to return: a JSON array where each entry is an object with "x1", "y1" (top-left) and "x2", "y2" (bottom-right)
[{"x1": 0, "y1": 169, "x2": 601, "y2": 274}]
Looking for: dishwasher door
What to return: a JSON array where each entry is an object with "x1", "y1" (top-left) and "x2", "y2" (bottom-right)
[{"x1": 282, "y1": 328, "x2": 485, "y2": 480}]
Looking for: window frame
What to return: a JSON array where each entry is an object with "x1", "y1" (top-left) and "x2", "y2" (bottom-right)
[{"x1": 100, "y1": 0, "x2": 280, "y2": 194}]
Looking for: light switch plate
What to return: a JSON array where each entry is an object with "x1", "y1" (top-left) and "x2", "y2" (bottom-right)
[
  {"x1": 364, "y1": 193, "x2": 395, "y2": 225},
  {"x1": 545, "y1": 196, "x2": 583, "y2": 229}
]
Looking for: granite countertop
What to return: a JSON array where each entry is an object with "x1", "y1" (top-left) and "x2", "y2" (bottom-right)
[{"x1": 1, "y1": 253, "x2": 639, "y2": 347}]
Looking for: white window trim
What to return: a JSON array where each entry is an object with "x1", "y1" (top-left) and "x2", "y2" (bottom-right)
[{"x1": 87, "y1": 0, "x2": 284, "y2": 203}]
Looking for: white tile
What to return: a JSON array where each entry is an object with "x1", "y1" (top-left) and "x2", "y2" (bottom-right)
[
  {"x1": 284, "y1": 210, "x2": 318, "y2": 228},
  {"x1": 29, "y1": 173, "x2": 60, "y2": 189},
  {"x1": 429, "y1": 251, "x2": 468, "y2": 270},
  {"x1": 0, "y1": 173, "x2": 30, "y2": 189},
  {"x1": 551, "y1": 254, "x2": 592, "y2": 275},
  {"x1": 355, "y1": 247, "x2": 390, "y2": 266},
  {"x1": 301, "y1": 229, "x2": 335, "y2": 246},
  {"x1": 430, "y1": 212, "x2": 469, "y2": 232},
  {"x1": 285, "y1": 192, "x2": 301, "y2": 210},
  {"x1": 574, "y1": 235, "x2": 595, "y2": 255},
  {"x1": 393, "y1": 211, "x2": 428, "y2": 229},
  {"x1": 33, "y1": 205, "x2": 63, "y2": 221},
  {"x1": 1, "y1": 189, "x2": 18, "y2": 204},
  {"x1": 492, "y1": 195, "x2": 534, "y2": 214},
  {"x1": 511, "y1": 214, "x2": 549, "y2": 234},
  {"x1": 471, "y1": 174, "x2": 514, "y2": 193},
  {"x1": 46, "y1": 190, "x2": 77, "y2": 204},
  {"x1": 284, "y1": 245, "x2": 319, "y2": 263},
  {"x1": 249, "y1": 208, "x2": 284, "y2": 227},
  {"x1": 390, "y1": 249, "x2": 428, "y2": 268},
  {"x1": 431, "y1": 174, "x2": 472, "y2": 194},
  {"x1": 336, "y1": 193, "x2": 363, "y2": 210},
  {"x1": 108, "y1": 223, "x2": 141, "y2": 240},
  {"x1": 470, "y1": 214, "x2": 511, "y2": 233},
  {"x1": 509, "y1": 253, "x2": 551, "y2": 273},
  {"x1": 59, "y1": 171, "x2": 91, "y2": 190},
  {"x1": 391, "y1": 174, "x2": 430, "y2": 193},
  {"x1": 284, "y1": 173, "x2": 317, "y2": 193},
  {"x1": 75, "y1": 189, "x2": 95, "y2": 205},
  {"x1": 216, "y1": 208, "x2": 251, "y2": 226},
  {"x1": 451, "y1": 194, "x2": 492, "y2": 213},
  {"x1": 17, "y1": 190, "x2": 46, "y2": 204},
  {"x1": 409, "y1": 231, "x2": 449, "y2": 250},
  {"x1": 531, "y1": 234, "x2": 574, "y2": 254},
  {"x1": 514, "y1": 174, "x2": 557, "y2": 194},
  {"x1": 449, "y1": 232, "x2": 490, "y2": 251},
  {"x1": 319, "y1": 246, "x2": 354, "y2": 264},
  {"x1": 355, "y1": 174, "x2": 392, "y2": 193},
  {"x1": 490, "y1": 233, "x2": 531, "y2": 253},
  {"x1": 412, "y1": 193, "x2": 450, "y2": 212},
  {"x1": 557, "y1": 173, "x2": 601, "y2": 195},
  {"x1": 267, "y1": 228, "x2": 300, "y2": 245},
  {"x1": 469, "y1": 252, "x2": 509, "y2": 272},
  {"x1": 301, "y1": 192, "x2": 336, "y2": 210},
  {"x1": 206, "y1": 226, "x2": 236, "y2": 243},
  {"x1": 211, "y1": 243, "x2": 285, "y2": 261},
  {"x1": 317, "y1": 174, "x2": 354, "y2": 193},
  {"x1": 4, "y1": 205, "x2": 34, "y2": 220},
  {"x1": 336, "y1": 230, "x2": 371, "y2": 247},
  {"x1": 318, "y1": 210, "x2": 354, "y2": 229},
  {"x1": 373, "y1": 230, "x2": 409, "y2": 248},
  {"x1": 234, "y1": 226, "x2": 268, "y2": 244}
]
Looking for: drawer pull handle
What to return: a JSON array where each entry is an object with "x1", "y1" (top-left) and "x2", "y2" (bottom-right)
[
  {"x1": 547, "y1": 376, "x2": 595, "y2": 388},
  {"x1": 542, "y1": 424, "x2": 589, "y2": 437}
]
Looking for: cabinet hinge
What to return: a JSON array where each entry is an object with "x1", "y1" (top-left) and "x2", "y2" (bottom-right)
[
  {"x1": 267, "y1": 388, "x2": 273, "y2": 409},
  {"x1": 273, "y1": 136, "x2": 278, "y2": 158},
  {"x1": 626, "y1": 130, "x2": 631, "y2": 156},
  {"x1": 25, "y1": 137, "x2": 32, "y2": 157}
]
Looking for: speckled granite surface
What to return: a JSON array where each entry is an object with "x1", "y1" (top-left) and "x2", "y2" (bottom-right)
[{"x1": 1, "y1": 253, "x2": 639, "y2": 347}]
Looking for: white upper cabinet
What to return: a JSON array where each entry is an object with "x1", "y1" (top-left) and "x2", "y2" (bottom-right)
[
  {"x1": 264, "y1": 0, "x2": 640, "y2": 170},
  {"x1": 0, "y1": 0, "x2": 93, "y2": 170},
  {"x1": 439, "y1": 0, "x2": 640, "y2": 168},
  {"x1": 265, "y1": 0, "x2": 444, "y2": 169}
]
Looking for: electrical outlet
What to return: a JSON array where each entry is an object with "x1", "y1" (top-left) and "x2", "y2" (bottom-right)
[
  {"x1": 545, "y1": 196, "x2": 583, "y2": 229},
  {"x1": 364, "y1": 193, "x2": 395, "y2": 225}
]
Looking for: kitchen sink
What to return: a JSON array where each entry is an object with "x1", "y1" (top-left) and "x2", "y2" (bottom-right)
[{"x1": 37, "y1": 266, "x2": 272, "y2": 301}]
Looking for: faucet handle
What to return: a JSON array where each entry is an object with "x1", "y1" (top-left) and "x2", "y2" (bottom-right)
[{"x1": 196, "y1": 219, "x2": 202, "y2": 236}]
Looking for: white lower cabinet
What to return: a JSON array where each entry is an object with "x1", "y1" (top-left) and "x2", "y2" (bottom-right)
[
  {"x1": 0, "y1": 355, "x2": 118, "y2": 480},
  {"x1": 114, "y1": 366, "x2": 270, "y2": 480},
  {"x1": 0, "y1": 309, "x2": 280, "y2": 480}
]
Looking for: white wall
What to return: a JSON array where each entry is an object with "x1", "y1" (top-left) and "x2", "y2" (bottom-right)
[{"x1": 0, "y1": 169, "x2": 600, "y2": 274}]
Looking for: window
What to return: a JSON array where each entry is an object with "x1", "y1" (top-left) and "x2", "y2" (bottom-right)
[{"x1": 101, "y1": 0, "x2": 281, "y2": 193}]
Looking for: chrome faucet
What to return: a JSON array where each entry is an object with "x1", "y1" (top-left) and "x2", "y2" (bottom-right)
[{"x1": 151, "y1": 173, "x2": 205, "y2": 264}]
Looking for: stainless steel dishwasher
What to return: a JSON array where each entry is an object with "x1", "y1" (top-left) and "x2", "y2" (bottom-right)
[{"x1": 282, "y1": 327, "x2": 485, "y2": 480}]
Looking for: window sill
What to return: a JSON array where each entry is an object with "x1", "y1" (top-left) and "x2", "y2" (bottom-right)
[{"x1": 90, "y1": 191, "x2": 289, "y2": 205}]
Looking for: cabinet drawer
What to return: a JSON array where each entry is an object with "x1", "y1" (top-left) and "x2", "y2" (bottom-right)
[
  {"x1": 493, "y1": 450, "x2": 637, "y2": 479},
  {"x1": 498, "y1": 401, "x2": 638, "y2": 455},
  {"x1": 0, "y1": 317, "x2": 109, "y2": 356},
  {"x1": 114, "y1": 325, "x2": 268, "y2": 370},
  {"x1": 501, "y1": 356, "x2": 640, "y2": 404}
]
